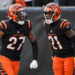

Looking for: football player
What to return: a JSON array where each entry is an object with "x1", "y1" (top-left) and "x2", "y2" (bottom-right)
[
  {"x1": 0, "y1": 3, "x2": 38, "y2": 75},
  {"x1": 43, "y1": 2, "x2": 75, "y2": 75}
]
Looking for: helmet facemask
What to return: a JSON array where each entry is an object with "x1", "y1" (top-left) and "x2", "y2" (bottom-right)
[
  {"x1": 44, "y1": 3, "x2": 61, "y2": 24},
  {"x1": 15, "y1": 9, "x2": 27, "y2": 25},
  {"x1": 44, "y1": 9, "x2": 57, "y2": 24}
]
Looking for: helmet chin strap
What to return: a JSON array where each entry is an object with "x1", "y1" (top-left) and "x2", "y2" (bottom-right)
[
  {"x1": 45, "y1": 19, "x2": 53, "y2": 24},
  {"x1": 17, "y1": 21, "x2": 25, "y2": 25},
  {"x1": 44, "y1": 14, "x2": 53, "y2": 24},
  {"x1": 13, "y1": 20, "x2": 25, "y2": 25}
]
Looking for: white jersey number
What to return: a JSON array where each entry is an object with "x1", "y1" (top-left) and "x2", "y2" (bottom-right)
[
  {"x1": 7, "y1": 36, "x2": 25, "y2": 50},
  {"x1": 48, "y1": 36, "x2": 63, "y2": 50}
]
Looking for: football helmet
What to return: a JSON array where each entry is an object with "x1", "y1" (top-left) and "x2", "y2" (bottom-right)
[
  {"x1": 44, "y1": 2, "x2": 61, "y2": 24},
  {"x1": 8, "y1": 3, "x2": 27, "y2": 25}
]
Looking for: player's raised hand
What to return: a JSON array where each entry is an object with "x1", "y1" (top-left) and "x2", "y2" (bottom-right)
[{"x1": 30, "y1": 60, "x2": 38, "y2": 69}]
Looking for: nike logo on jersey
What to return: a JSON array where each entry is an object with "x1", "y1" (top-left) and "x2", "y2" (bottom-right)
[
  {"x1": 50, "y1": 30, "x2": 53, "y2": 33},
  {"x1": 17, "y1": 31, "x2": 20, "y2": 34}
]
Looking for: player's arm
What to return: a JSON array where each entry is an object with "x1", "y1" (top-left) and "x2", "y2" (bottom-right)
[
  {"x1": 0, "y1": 21, "x2": 6, "y2": 39},
  {"x1": 0, "y1": 31, "x2": 4, "y2": 39},
  {"x1": 64, "y1": 29, "x2": 75, "y2": 57},
  {"x1": 27, "y1": 31, "x2": 38, "y2": 69},
  {"x1": 60, "y1": 19, "x2": 75, "y2": 41},
  {"x1": 64, "y1": 29, "x2": 75, "y2": 42},
  {"x1": 27, "y1": 31, "x2": 38, "y2": 60},
  {"x1": 64, "y1": 29, "x2": 75, "y2": 38},
  {"x1": 27, "y1": 20, "x2": 38, "y2": 69},
  {"x1": 49, "y1": 42, "x2": 55, "y2": 60}
]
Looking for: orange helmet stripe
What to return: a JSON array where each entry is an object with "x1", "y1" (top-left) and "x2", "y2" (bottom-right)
[
  {"x1": 44, "y1": 3, "x2": 61, "y2": 22},
  {"x1": 8, "y1": 4, "x2": 24, "y2": 21},
  {"x1": 18, "y1": 7, "x2": 23, "y2": 11},
  {"x1": 14, "y1": 5, "x2": 20, "y2": 14},
  {"x1": 47, "y1": 6, "x2": 54, "y2": 10},
  {"x1": 10, "y1": 4, "x2": 15, "y2": 13}
]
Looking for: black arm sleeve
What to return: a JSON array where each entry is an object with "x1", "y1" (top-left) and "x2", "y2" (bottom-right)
[
  {"x1": 70, "y1": 36, "x2": 75, "y2": 43},
  {"x1": 31, "y1": 40, "x2": 38, "y2": 60}
]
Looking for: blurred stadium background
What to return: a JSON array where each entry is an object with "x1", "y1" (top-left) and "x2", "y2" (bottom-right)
[{"x1": 0, "y1": 6, "x2": 75, "y2": 75}]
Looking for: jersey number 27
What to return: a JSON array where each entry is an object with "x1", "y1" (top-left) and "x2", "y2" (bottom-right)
[{"x1": 7, "y1": 36, "x2": 25, "y2": 50}]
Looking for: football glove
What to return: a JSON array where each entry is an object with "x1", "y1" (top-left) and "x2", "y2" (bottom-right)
[{"x1": 30, "y1": 60, "x2": 38, "y2": 69}]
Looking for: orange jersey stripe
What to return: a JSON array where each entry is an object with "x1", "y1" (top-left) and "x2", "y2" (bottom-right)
[
  {"x1": 65, "y1": 23, "x2": 70, "y2": 28},
  {"x1": 12, "y1": 34, "x2": 24, "y2": 36},
  {"x1": 48, "y1": 34, "x2": 56, "y2": 35},
  {"x1": 0, "y1": 23, "x2": 3, "y2": 30},
  {"x1": 63, "y1": 21, "x2": 69, "y2": 28},
  {"x1": 63, "y1": 22, "x2": 70, "y2": 28},
  {"x1": 60, "y1": 20, "x2": 65, "y2": 29},
  {"x1": 2, "y1": 21, "x2": 7, "y2": 30},
  {"x1": 28, "y1": 20, "x2": 30, "y2": 29},
  {"x1": 60, "y1": 20, "x2": 67, "y2": 29}
]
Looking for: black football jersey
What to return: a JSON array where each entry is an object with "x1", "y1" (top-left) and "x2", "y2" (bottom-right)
[
  {"x1": 0, "y1": 20, "x2": 32, "y2": 60},
  {"x1": 44, "y1": 19, "x2": 73, "y2": 57}
]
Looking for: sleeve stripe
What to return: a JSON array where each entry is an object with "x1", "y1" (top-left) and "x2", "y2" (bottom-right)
[
  {"x1": 2, "y1": 21, "x2": 7, "y2": 30},
  {"x1": 65, "y1": 23, "x2": 70, "y2": 28},
  {"x1": 60, "y1": 20, "x2": 69, "y2": 29},
  {"x1": 60, "y1": 20, "x2": 66, "y2": 29},
  {"x1": 63, "y1": 22, "x2": 69, "y2": 28},
  {"x1": 28, "y1": 20, "x2": 30, "y2": 29},
  {"x1": 0, "y1": 23, "x2": 3, "y2": 30}
]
